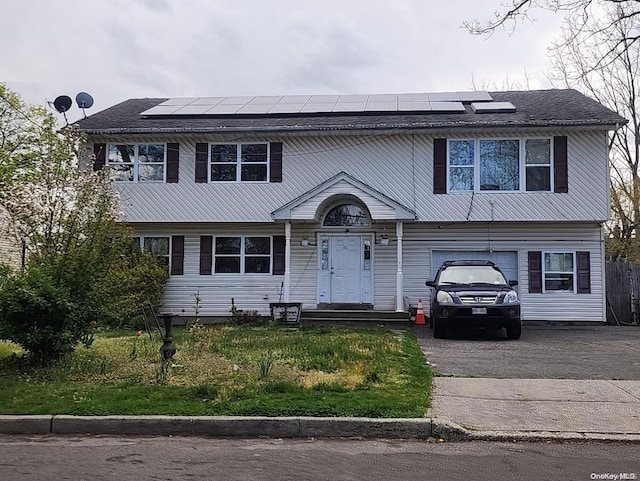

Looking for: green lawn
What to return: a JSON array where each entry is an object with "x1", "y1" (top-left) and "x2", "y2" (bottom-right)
[{"x1": 0, "y1": 324, "x2": 432, "y2": 418}]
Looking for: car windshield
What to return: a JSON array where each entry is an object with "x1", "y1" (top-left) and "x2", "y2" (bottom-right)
[{"x1": 438, "y1": 265, "x2": 507, "y2": 285}]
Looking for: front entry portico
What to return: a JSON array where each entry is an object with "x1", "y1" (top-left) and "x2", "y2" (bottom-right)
[{"x1": 271, "y1": 172, "x2": 416, "y2": 311}]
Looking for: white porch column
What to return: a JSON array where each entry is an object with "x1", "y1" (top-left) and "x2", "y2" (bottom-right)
[
  {"x1": 396, "y1": 221, "x2": 404, "y2": 312},
  {"x1": 284, "y1": 221, "x2": 292, "y2": 302}
]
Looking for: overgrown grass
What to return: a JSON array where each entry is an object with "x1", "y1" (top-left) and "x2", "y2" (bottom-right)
[{"x1": 0, "y1": 325, "x2": 431, "y2": 417}]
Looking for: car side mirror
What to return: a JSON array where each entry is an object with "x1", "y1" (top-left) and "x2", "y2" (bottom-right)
[
  {"x1": 509, "y1": 280, "x2": 518, "y2": 287},
  {"x1": 426, "y1": 280, "x2": 436, "y2": 288}
]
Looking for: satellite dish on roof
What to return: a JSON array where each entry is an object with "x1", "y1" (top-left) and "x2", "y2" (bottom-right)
[
  {"x1": 76, "y1": 92, "x2": 94, "y2": 109},
  {"x1": 76, "y1": 92, "x2": 94, "y2": 119},
  {"x1": 53, "y1": 95, "x2": 72, "y2": 113}
]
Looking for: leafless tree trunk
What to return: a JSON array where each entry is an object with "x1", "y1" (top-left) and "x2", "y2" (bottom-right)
[
  {"x1": 468, "y1": 1, "x2": 640, "y2": 260},
  {"x1": 544, "y1": 5, "x2": 639, "y2": 260}
]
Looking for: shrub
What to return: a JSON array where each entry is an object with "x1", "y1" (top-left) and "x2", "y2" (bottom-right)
[{"x1": 0, "y1": 265, "x2": 87, "y2": 363}]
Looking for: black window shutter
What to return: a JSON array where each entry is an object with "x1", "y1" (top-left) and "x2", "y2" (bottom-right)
[
  {"x1": 273, "y1": 235, "x2": 285, "y2": 275},
  {"x1": 554, "y1": 136, "x2": 568, "y2": 193},
  {"x1": 199, "y1": 236, "x2": 213, "y2": 275},
  {"x1": 433, "y1": 138, "x2": 447, "y2": 194},
  {"x1": 576, "y1": 251, "x2": 591, "y2": 294},
  {"x1": 93, "y1": 143, "x2": 106, "y2": 171},
  {"x1": 170, "y1": 235, "x2": 184, "y2": 275},
  {"x1": 195, "y1": 143, "x2": 208, "y2": 183},
  {"x1": 270, "y1": 142, "x2": 283, "y2": 183},
  {"x1": 166, "y1": 143, "x2": 179, "y2": 183},
  {"x1": 528, "y1": 251, "x2": 543, "y2": 293}
]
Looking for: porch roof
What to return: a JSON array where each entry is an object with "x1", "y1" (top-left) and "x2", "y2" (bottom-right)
[{"x1": 271, "y1": 171, "x2": 416, "y2": 222}]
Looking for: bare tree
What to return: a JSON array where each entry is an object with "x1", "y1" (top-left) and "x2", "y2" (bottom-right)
[
  {"x1": 549, "y1": 5, "x2": 639, "y2": 260},
  {"x1": 468, "y1": 2, "x2": 640, "y2": 260}
]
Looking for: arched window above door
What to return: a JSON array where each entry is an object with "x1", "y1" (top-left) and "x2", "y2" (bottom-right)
[{"x1": 323, "y1": 204, "x2": 370, "y2": 227}]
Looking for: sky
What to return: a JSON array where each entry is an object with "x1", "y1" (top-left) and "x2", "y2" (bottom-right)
[{"x1": 0, "y1": 0, "x2": 566, "y2": 122}]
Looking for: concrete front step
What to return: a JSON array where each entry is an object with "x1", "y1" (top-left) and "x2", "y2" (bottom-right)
[{"x1": 300, "y1": 310, "x2": 410, "y2": 323}]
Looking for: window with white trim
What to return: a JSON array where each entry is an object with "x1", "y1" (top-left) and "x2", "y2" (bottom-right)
[
  {"x1": 133, "y1": 236, "x2": 170, "y2": 269},
  {"x1": 214, "y1": 236, "x2": 271, "y2": 273},
  {"x1": 107, "y1": 144, "x2": 166, "y2": 182},
  {"x1": 543, "y1": 252, "x2": 575, "y2": 292},
  {"x1": 448, "y1": 138, "x2": 552, "y2": 192},
  {"x1": 210, "y1": 143, "x2": 269, "y2": 182}
]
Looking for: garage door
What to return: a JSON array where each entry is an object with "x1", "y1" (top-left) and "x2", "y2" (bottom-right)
[{"x1": 431, "y1": 250, "x2": 518, "y2": 284}]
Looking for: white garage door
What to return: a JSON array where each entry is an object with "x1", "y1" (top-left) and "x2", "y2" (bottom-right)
[{"x1": 432, "y1": 251, "x2": 519, "y2": 284}]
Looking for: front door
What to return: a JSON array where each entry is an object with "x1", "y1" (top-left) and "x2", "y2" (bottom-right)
[
  {"x1": 317, "y1": 235, "x2": 373, "y2": 305},
  {"x1": 330, "y1": 236, "x2": 362, "y2": 303}
]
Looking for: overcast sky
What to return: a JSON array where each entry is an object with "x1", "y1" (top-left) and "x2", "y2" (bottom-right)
[{"x1": 1, "y1": 0, "x2": 566, "y2": 121}]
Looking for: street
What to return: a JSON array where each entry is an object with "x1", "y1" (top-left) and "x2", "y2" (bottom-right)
[{"x1": 0, "y1": 435, "x2": 638, "y2": 480}]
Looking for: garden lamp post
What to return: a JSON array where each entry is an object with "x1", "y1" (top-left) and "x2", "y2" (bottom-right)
[{"x1": 160, "y1": 314, "x2": 176, "y2": 360}]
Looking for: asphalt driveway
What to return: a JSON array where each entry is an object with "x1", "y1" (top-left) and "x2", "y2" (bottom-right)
[{"x1": 411, "y1": 324, "x2": 640, "y2": 380}]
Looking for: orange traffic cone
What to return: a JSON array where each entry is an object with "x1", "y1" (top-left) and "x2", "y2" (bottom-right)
[{"x1": 415, "y1": 298, "x2": 426, "y2": 325}]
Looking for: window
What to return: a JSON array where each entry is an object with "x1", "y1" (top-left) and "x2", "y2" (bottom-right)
[
  {"x1": 525, "y1": 139, "x2": 551, "y2": 191},
  {"x1": 544, "y1": 252, "x2": 575, "y2": 292},
  {"x1": 210, "y1": 143, "x2": 268, "y2": 182},
  {"x1": 138, "y1": 236, "x2": 170, "y2": 268},
  {"x1": 214, "y1": 236, "x2": 271, "y2": 273},
  {"x1": 479, "y1": 140, "x2": 519, "y2": 191},
  {"x1": 107, "y1": 144, "x2": 165, "y2": 182},
  {"x1": 323, "y1": 204, "x2": 370, "y2": 227},
  {"x1": 448, "y1": 138, "x2": 552, "y2": 192}
]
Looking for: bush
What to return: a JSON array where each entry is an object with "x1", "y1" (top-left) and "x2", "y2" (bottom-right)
[
  {"x1": 0, "y1": 238, "x2": 169, "y2": 363},
  {"x1": 0, "y1": 266, "x2": 87, "y2": 363}
]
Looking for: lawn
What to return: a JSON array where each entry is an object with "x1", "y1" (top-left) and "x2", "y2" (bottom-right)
[{"x1": 0, "y1": 324, "x2": 432, "y2": 418}]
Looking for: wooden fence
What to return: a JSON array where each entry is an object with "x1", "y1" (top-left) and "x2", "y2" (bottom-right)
[{"x1": 606, "y1": 261, "x2": 640, "y2": 325}]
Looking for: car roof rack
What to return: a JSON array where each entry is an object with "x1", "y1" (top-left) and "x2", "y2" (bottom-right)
[{"x1": 442, "y1": 260, "x2": 497, "y2": 267}]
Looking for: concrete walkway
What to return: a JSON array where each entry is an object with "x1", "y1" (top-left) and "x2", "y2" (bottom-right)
[{"x1": 430, "y1": 377, "x2": 640, "y2": 441}]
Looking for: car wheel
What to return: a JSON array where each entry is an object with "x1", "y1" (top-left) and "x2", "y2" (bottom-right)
[
  {"x1": 433, "y1": 319, "x2": 447, "y2": 339},
  {"x1": 506, "y1": 320, "x2": 522, "y2": 340}
]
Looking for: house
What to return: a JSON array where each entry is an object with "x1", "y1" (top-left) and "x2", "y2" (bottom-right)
[
  {"x1": 75, "y1": 89, "x2": 624, "y2": 323},
  {"x1": 0, "y1": 207, "x2": 22, "y2": 269}
]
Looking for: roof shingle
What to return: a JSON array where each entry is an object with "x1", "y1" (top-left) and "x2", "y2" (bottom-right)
[{"x1": 75, "y1": 89, "x2": 626, "y2": 134}]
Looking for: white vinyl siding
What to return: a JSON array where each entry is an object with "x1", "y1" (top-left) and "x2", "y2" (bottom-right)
[
  {"x1": 103, "y1": 130, "x2": 610, "y2": 224},
  {"x1": 133, "y1": 221, "x2": 604, "y2": 323}
]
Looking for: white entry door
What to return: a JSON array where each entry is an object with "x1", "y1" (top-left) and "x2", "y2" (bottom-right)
[{"x1": 331, "y1": 236, "x2": 362, "y2": 303}]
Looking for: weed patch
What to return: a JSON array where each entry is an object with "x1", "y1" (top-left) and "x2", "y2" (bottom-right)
[{"x1": 0, "y1": 325, "x2": 431, "y2": 417}]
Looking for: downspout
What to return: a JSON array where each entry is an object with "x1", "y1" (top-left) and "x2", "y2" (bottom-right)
[
  {"x1": 396, "y1": 221, "x2": 404, "y2": 312},
  {"x1": 284, "y1": 221, "x2": 291, "y2": 303}
]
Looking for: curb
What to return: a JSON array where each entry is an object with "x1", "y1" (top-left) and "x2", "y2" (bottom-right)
[
  {"x1": 0, "y1": 416, "x2": 436, "y2": 439},
  {"x1": 2, "y1": 416, "x2": 639, "y2": 442}
]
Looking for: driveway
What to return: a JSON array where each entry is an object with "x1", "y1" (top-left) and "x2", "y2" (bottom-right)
[{"x1": 411, "y1": 324, "x2": 640, "y2": 380}]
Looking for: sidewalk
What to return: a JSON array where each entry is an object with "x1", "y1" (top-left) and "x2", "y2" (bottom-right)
[{"x1": 430, "y1": 377, "x2": 640, "y2": 441}]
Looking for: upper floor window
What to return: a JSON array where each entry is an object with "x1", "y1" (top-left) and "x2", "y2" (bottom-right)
[
  {"x1": 210, "y1": 143, "x2": 269, "y2": 182},
  {"x1": 107, "y1": 144, "x2": 166, "y2": 182},
  {"x1": 448, "y1": 138, "x2": 551, "y2": 192}
]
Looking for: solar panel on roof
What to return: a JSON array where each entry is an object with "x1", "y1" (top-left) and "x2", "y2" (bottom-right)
[
  {"x1": 279, "y1": 95, "x2": 311, "y2": 104},
  {"x1": 191, "y1": 97, "x2": 225, "y2": 106},
  {"x1": 161, "y1": 98, "x2": 198, "y2": 106},
  {"x1": 141, "y1": 105, "x2": 182, "y2": 115},
  {"x1": 428, "y1": 92, "x2": 461, "y2": 102},
  {"x1": 431, "y1": 101, "x2": 466, "y2": 112},
  {"x1": 138, "y1": 91, "x2": 498, "y2": 116},
  {"x1": 458, "y1": 91, "x2": 493, "y2": 102},
  {"x1": 398, "y1": 101, "x2": 432, "y2": 111},
  {"x1": 174, "y1": 105, "x2": 215, "y2": 115},
  {"x1": 471, "y1": 101, "x2": 516, "y2": 113}
]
